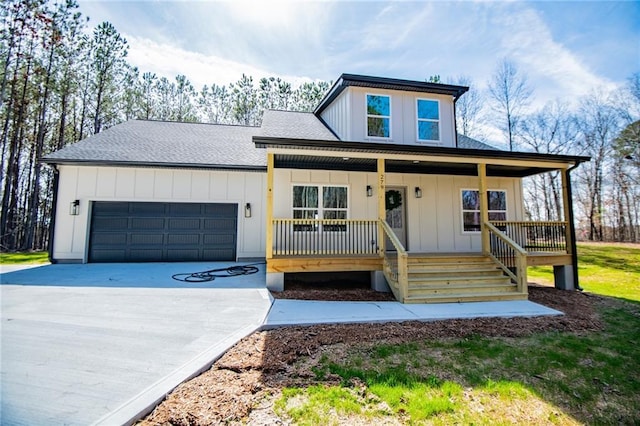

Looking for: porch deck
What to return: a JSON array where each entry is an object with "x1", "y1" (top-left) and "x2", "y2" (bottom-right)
[{"x1": 266, "y1": 218, "x2": 574, "y2": 304}]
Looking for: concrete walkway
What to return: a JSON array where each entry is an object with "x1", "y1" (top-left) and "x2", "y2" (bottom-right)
[
  {"x1": 1, "y1": 262, "x2": 563, "y2": 425},
  {"x1": 264, "y1": 299, "x2": 562, "y2": 328}
]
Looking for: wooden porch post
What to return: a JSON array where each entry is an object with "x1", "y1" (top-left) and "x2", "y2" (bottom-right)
[
  {"x1": 266, "y1": 152, "x2": 274, "y2": 259},
  {"x1": 561, "y1": 168, "x2": 573, "y2": 256},
  {"x1": 377, "y1": 157, "x2": 386, "y2": 255},
  {"x1": 478, "y1": 163, "x2": 490, "y2": 254}
]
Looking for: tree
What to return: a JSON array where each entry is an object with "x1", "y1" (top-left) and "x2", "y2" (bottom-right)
[
  {"x1": 519, "y1": 101, "x2": 577, "y2": 221},
  {"x1": 290, "y1": 81, "x2": 331, "y2": 112},
  {"x1": 574, "y1": 90, "x2": 620, "y2": 241},
  {"x1": 231, "y1": 74, "x2": 257, "y2": 125},
  {"x1": 89, "y1": 21, "x2": 128, "y2": 134},
  {"x1": 198, "y1": 83, "x2": 232, "y2": 124},
  {"x1": 452, "y1": 76, "x2": 484, "y2": 140},
  {"x1": 488, "y1": 59, "x2": 533, "y2": 151}
]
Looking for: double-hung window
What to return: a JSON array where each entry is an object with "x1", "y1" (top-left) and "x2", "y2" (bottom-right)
[
  {"x1": 416, "y1": 98, "x2": 440, "y2": 142},
  {"x1": 293, "y1": 185, "x2": 348, "y2": 231},
  {"x1": 461, "y1": 189, "x2": 507, "y2": 232},
  {"x1": 366, "y1": 94, "x2": 391, "y2": 138}
]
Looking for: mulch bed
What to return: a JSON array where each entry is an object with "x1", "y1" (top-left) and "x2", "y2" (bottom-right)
[{"x1": 139, "y1": 285, "x2": 604, "y2": 425}]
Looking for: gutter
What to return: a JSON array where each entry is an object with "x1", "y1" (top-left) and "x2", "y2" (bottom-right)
[{"x1": 48, "y1": 165, "x2": 59, "y2": 264}]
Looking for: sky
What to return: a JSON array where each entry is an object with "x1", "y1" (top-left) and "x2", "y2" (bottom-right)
[{"x1": 77, "y1": 0, "x2": 639, "y2": 112}]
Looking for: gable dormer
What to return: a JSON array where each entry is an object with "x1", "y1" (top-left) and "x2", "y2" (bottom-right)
[{"x1": 315, "y1": 74, "x2": 468, "y2": 148}]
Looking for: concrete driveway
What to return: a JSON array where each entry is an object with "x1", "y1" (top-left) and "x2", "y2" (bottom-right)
[{"x1": 0, "y1": 262, "x2": 272, "y2": 425}]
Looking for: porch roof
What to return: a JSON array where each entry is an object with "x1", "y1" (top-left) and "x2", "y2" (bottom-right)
[{"x1": 253, "y1": 136, "x2": 591, "y2": 178}]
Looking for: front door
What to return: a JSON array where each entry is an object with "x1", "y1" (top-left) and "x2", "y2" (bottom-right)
[{"x1": 385, "y1": 186, "x2": 407, "y2": 249}]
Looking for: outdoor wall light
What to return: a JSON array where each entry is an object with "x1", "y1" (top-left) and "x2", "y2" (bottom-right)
[
  {"x1": 69, "y1": 199, "x2": 80, "y2": 215},
  {"x1": 366, "y1": 185, "x2": 373, "y2": 197},
  {"x1": 244, "y1": 202, "x2": 252, "y2": 218},
  {"x1": 414, "y1": 187, "x2": 422, "y2": 198}
]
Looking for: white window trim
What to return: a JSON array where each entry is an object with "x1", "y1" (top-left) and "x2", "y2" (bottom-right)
[
  {"x1": 365, "y1": 93, "x2": 392, "y2": 140},
  {"x1": 460, "y1": 188, "x2": 507, "y2": 234},
  {"x1": 416, "y1": 97, "x2": 441, "y2": 144},
  {"x1": 291, "y1": 184, "x2": 349, "y2": 232}
]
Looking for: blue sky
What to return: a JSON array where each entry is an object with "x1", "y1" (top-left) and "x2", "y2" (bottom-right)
[{"x1": 78, "y1": 0, "x2": 639, "y2": 110}]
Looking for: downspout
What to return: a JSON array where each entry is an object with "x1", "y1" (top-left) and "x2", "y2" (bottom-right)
[
  {"x1": 47, "y1": 164, "x2": 59, "y2": 264},
  {"x1": 565, "y1": 162, "x2": 581, "y2": 291}
]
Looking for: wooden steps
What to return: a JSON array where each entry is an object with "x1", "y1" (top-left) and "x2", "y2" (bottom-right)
[{"x1": 401, "y1": 254, "x2": 526, "y2": 303}]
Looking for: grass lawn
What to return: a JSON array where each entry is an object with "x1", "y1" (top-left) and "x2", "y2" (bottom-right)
[
  {"x1": 528, "y1": 242, "x2": 640, "y2": 303},
  {"x1": 274, "y1": 242, "x2": 640, "y2": 425},
  {"x1": 0, "y1": 251, "x2": 49, "y2": 265}
]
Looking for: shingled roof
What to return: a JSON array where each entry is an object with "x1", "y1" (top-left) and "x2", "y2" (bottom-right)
[
  {"x1": 260, "y1": 110, "x2": 338, "y2": 140},
  {"x1": 43, "y1": 120, "x2": 266, "y2": 169}
]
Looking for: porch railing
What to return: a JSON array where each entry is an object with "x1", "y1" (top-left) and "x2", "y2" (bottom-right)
[
  {"x1": 491, "y1": 221, "x2": 568, "y2": 253},
  {"x1": 486, "y1": 222, "x2": 528, "y2": 294},
  {"x1": 272, "y1": 219, "x2": 378, "y2": 256},
  {"x1": 380, "y1": 219, "x2": 408, "y2": 303}
]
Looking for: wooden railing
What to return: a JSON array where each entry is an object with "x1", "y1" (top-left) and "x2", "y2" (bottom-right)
[
  {"x1": 380, "y1": 219, "x2": 408, "y2": 303},
  {"x1": 272, "y1": 219, "x2": 378, "y2": 256},
  {"x1": 486, "y1": 222, "x2": 528, "y2": 294},
  {"x1": 491, "y1": 221, "x2": 568, "y2": 253}
]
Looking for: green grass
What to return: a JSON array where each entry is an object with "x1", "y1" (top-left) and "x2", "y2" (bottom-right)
[
  {"x1": 528, "y1": 242, "x2": 640, "y2": 302},
  {"x1": 275, "y1": 243, "x2": 640, "y2": 425},
  {"x1": 0, "y1": 251, "x2": 49, "y2": 265}
]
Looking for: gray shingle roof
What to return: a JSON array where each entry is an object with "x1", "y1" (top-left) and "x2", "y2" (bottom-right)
[
  {"x1": 457, "y1": 134, "x2": 497, "y2": 150},
  {"x1": 43, "y1": 120, "x2": 266, "y2": 168},
  {"x1": 260, "y1": 110, "x2": 338, "y2": 140}
]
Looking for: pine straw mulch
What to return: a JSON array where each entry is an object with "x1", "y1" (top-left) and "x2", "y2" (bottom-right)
[{"x1": 139, "y1": 285, "x2": 604, "y2": 425}]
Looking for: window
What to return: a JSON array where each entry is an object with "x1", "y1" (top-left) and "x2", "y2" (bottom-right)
[
  {"x1": 293, "y1": 185, "x2": 348, "y2": 231},
  {"x1": 461, "y1": 189, "x2": 506, "y2": 232},
  {"x1": 416, "y1": 99, "x2": 440, "y2": 142},
  {"x1": 366, "y1": 94, "x2": 391, "y2": 138}
]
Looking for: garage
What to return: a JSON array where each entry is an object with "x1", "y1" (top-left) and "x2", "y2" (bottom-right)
[{"x1": 89, "y1": 201, "x2": 238, "y2": 262}]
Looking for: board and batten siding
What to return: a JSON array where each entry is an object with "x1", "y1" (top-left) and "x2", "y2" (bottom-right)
[
  {"x1": 319, "y1": 89, "x2": 351, "y2": 140},
  {"x1": 52, "y1": 165, "x2": 266, "y2": 262},
  {"x1": 274, "y1": 169, "x2": 524, "y2": 253},
  {"x1": 320, "y1": 86, "x2": 457, "y2": 147}
]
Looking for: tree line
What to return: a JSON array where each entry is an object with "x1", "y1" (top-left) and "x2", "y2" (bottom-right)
[
  {"x1": 0, "y1": 0, "x2": 329, "y2": 252},
  {"x1": 1, "y1": 0, "x2": 638, "y2": 253},
  {"x1": 454, "y1": 61, "x2": 639, "y2": 243}
]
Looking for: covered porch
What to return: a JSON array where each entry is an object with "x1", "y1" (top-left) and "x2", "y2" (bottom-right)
[{"x1": 256, "y1": 137, "x2": 589, "y2": 303}]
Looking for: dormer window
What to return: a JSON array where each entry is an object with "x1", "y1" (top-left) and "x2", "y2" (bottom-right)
[
  {"x1": 366, "y1": 94, "x2": 391, "y2": 138},
  {"x1": 416, "y1": 98, "x2": 440, "y2": 142}
]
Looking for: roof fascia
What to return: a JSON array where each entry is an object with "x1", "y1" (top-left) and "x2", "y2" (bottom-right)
[
  {"x1": 40, "y1": 158, "x2": 267, "y2": 172},
  {"x1": 253, "y1": 136, "x2": 591, "y2": 167},
  {"x1": 314, "y1": 73, "x2": 470, "y2": 116}
]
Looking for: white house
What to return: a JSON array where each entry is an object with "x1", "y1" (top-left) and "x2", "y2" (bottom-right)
[{"x1": 44, "y1": 74, "x2": 589, "y2": 303}]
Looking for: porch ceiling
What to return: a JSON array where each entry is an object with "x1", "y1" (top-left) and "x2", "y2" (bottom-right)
[{"x1": 274, "y1": 154, "x2": 559, "y2": 177}]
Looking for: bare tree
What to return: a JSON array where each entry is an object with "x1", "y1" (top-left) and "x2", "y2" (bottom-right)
[
  {"x1": 452, "y1": 75, "x2": 485, "y2": 140},
  {"x1": 520, "y1": 101, "x2": 577, "y2": 221},
  {"x1": 488, "y1": 59, "x2": 533, "y2": 151}
]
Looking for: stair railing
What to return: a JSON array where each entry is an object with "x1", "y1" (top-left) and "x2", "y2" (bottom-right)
[
  {"x1": 379, "y1": 219, "x2": 408, "y2": 302},
  {"x1": 485, "y1": 222, "x2": 528, "y2": 294}
]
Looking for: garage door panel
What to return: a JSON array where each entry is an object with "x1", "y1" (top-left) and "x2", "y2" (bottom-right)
[
  {"x1": 167, "y1": 249, "x2": 200, "y2": 260},
  {"x1": 168, "y1": 218, "x2": 200, "y2": 230},
  {"x1": 167, "y1": 234, "x2": 200, "y2": 245},
  {"x1": 93, "y1": 217, "x2": 129, "y2": 229},
  {"x1": 131, "y1": 203, "x2": 167, "y2": 215},
  {"x1": 129, "y1": 249, "x2": 164, "y2": 261},
  {"x1": 203, "y1": 234, "x2": 235, "y2": 245},
  {"x1": 91, "y1": 233, "x2": 128, "y2": 245},
  {"x1": 131, "y1": 218, "x2": 165, "y2": 230},
  {"x1": 91, "y1": 249, "x2": 127, "y2": 262},
  {"x1": 203, "y1": 218, "x2": 235, "y2": 229},
  {"x1": 92, "y1": 202, "x2": 130, "y2": 215},
  {"x1": 129, "y1": 234, "x2": 164, "y2": 245},
  {"x1": 169, "y1": 203, "x2": 203, "y2": 216},
  {"x1": 89, "y1": 202, "x2": 237, "y2": 262}
]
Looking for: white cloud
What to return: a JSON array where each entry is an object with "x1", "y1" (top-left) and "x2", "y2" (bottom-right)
[
  {"x1": 492, "y1": 5, "x2": 620, "y2": 108},
  {"x1": 125, "y1": 35, "x2": 316, "y2": 88}
]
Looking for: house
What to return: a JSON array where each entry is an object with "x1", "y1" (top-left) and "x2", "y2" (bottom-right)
[{"x1": 43, "y1": 73, "x2": 590, "y2": 303}]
